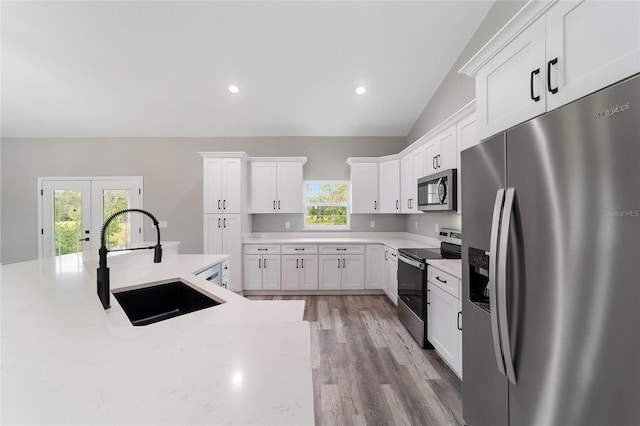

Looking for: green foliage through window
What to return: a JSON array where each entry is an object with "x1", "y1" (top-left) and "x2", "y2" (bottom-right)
[{"x1": 305, "y1": 182, "x2": 349, "y2": 227}]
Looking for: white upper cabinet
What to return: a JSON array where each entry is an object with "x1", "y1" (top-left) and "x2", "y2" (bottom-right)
[
  {"x1": 474, "y1": 18, "x2": 547, "y2": 140},
  {"x1": 378, "y1": 159, "x2": 400, "y2": 213},
  {"x1": 461, "y1": 0, "x2": 640, "y2": 140},
  {"x1": 456, "y1": 113, "x2": 477, "y2": 215},
  {"x1": 400, "y1": 147, "x2": 423, "y2": 214},
  {"x1": 250, "y1": 159, "x2": 306, "y2": 214},
  {"x1": 349, "y1": 162, "x2": 379, "y2": 214},
  {"x1": 424, "y1": 125, "x2": 457, "y2": 175},
  {"x1": 204, "y1": 157, "x2": 242, "y2": 214},
  {"x1": 545, "y1": 0, "x2": 640, "y2": 111}
]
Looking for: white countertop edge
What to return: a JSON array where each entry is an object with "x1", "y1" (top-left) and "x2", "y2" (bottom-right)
[{"x1": 242, "y1": 231, "x2": 441, "y2": 249}]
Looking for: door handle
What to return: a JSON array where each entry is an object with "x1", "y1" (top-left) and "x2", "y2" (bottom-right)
[
  {"x1": 498, "y1": 187, "x2": 517, "y2": 385},
  {"x1": 530, "y1": 68, "x2": 541, "y2": 102},
  {"x1": 547, "y1": 58, "x2": 558, "y2": 94},
  {"x1": 489, "y1": 188, "x2": 506, "y2": 377},
  {"x1": 78, "y1": 237, "x2": 90, "y2": 242},
  {"x1": 457, "y1": 311, "x2": 462, "y2": 331}
]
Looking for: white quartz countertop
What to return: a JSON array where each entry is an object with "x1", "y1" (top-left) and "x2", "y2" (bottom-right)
[
  {"x1": 243, "y1": 231, "x2": 441, "y2": 250},
  {"x1": 1, "y1": 252, "x2": 314, "y2": 425},
  {"x1": 427, "y1": 259, "x2": 462, "y2": 279}
]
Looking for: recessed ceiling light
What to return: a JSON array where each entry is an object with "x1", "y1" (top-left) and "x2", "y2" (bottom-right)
[
  {"x1": 228, "y1": 85, "x2": 240, "y2": 94},
  {"x1": 355, "y1": 86, "x2": 366, "y2": 95}
]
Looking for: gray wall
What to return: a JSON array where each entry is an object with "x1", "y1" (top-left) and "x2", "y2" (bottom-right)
[
  {"x1": 1, "y1": 136, "x2": 404, "y2": 264},
  {"x1": 404, "y1": 0, "x2": 525, "y2": 238}
]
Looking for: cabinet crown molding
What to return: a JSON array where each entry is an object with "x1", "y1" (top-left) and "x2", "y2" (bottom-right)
[
  {"x1": 458, "y1": 0, "x2": 557, "y2": 77},
  {"x1": 249, "y1": 157, "x2": 308, "y2": 165},
  {"x1": 199, "y1": 151, "x2": 250, "y2": 159}
]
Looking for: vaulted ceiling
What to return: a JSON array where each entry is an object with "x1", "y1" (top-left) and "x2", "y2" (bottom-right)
[{"x1": 1, "y1": 1, "x2": 494, "y2": 138}]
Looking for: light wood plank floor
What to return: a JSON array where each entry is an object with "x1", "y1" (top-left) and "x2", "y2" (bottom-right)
[{"x1": 247, "y1": 295, "x2": 463, "y2": 426}]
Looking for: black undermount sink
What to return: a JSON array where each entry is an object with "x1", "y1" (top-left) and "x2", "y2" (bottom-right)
[{"x1": 113, "y1": 281, "x2": 221, "y2": 326}]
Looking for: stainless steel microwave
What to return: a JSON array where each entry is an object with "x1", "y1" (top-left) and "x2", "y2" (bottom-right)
[{"x1": 417, "y1": 169, "x2": 457, "y2": 212}]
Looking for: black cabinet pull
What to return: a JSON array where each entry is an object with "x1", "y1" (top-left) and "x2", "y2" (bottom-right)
[
  {"x1": 257, "y1": 248, "x2": 268, "y2": 251},
  {"x1": 258, "y1": 258, "x2": 262, "y2": 269},
  {"x1": 342, "y1": 258, "x2": 346, "y2": 269},
  {"x1": 278, "y1": 200, "x2": 281, "y2": 210},
  {"x1": 427, "y1": 289, "x2": 430, "y2": 305},
  {"x1": 547, "y1": 58, "x2": 558, "y2": 94},
  {"x1": 374, "y1": 200, "x2": 377, "y2": 210},
  {"x1": 337, "y1": 248, "x2": 347, "y2": 251},
  {"x1": 218, "y1": 200, "x2": 221, "y2": 210},
  {"x1": 396, "y1": 200, "x2": 399, "y2": 210},
  {"x1": 436, "y1": 276, "x2": 447, "y2": 284},
  {"x1": 530, "y1": 68, "x2": 541, "y2": 101},
  {"x1": 223, "y1": 200, "x2": 226, "y2": 210},
  {"x1": 273, "y1": 200, "x2": 276, "y2": 210},
  {"x1": 294, "y1": 248, "x2": 304, "y2": 251},
  {"x1": 296, "y1": 259, "x2": 299, "y2": 269},
  {"x1": 217, "y1": 218, "x2": 221, "y2": 228},
  {"x1": 223, "y1": 218, "x2": 226, "y2": 228},
  {"x1": 457, "y1": 311, "x2": 462, "y2": 331},
  {"x1": 432, "y1": 157, "x2": 436, "y2": 169},
  {"x1": 337, "y1": 258, "x2": 341, "y2": 269},
  {"x1": 301, "y1": 259, "x2": 304, "y2": 268}
]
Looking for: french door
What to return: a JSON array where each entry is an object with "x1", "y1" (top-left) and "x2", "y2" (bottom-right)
[{"x1": 39, "y1": 177, "x2": 143, "y2": 259}]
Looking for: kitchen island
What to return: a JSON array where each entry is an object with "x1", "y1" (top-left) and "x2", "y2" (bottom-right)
[{"x1": 1, "y1": 252, "x2": 314, "y2": 425}]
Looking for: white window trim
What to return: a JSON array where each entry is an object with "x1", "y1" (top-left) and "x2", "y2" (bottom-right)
[{"x1": 302, "y1": 180, "x2": 351, "y2": 231}]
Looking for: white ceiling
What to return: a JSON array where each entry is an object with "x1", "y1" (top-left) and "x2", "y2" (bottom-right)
[{"x1": 1, "y1": 1, "x2": 494, "y2": 138}]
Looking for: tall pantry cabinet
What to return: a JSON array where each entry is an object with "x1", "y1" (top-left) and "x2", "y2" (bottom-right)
[{"x1": 200, "y1": 152, "x2": 251, "y2": 292}]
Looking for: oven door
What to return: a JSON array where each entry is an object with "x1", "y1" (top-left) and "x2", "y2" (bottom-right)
[{"x1": 397, "y1": 254, "x2": 427, "y2": 320}]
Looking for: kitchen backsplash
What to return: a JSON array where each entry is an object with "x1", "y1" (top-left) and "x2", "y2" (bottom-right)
[
  {"x1": 251, "y1": 214, "x2": 406, "y2": 233},
  {"x1": 405, "y1": 212, "x2": 462, "y2": 239}
]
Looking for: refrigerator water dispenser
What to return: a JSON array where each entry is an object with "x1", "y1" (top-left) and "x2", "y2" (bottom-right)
[{"x1": 468, "y1": 247, "x2": 490, "y2": 312}]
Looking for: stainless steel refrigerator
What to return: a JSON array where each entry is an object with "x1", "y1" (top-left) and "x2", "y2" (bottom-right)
[{"x1": 461, "y1": 74, "x2": 640, "y2": 426}]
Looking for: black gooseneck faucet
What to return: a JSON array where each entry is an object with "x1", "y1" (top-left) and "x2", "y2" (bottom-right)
[{"x1": 97, "y1": 208, "x2": 162, "y2": 309}]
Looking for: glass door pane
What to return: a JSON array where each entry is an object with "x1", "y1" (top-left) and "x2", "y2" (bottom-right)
[{"x1": 41, "y1": 180, "x2": 92, "y2": 258}]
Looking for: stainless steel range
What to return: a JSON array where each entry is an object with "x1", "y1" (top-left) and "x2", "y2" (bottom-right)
[{"x1": 397, "y1": 228, "x2": 461, "y2": 348}]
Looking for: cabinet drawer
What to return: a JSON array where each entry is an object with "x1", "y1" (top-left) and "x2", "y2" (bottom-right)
[
  {"x1": 281, "y1": 244, "x2": 318, "y2": 255},
  {"x1": 319, "y1": 245, "x2": 365, "y2": 255},
  {"x1": 244, "y1": 245, "x2": 281, "y2": 254},
  {"x1": 428, "y1": 267, "x2": 460, "y2": 299}
]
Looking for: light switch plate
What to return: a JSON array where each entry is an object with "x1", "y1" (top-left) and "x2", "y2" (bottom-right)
[
  {"x1": 285, "y1": 221, "x2": 291, "y2": 229},
  {"x1": 158, "y1": 221, "x2": 168, "y2": 229},
  {"x1": 370, "y1": 221, "x2": 375, "y2": 228}
]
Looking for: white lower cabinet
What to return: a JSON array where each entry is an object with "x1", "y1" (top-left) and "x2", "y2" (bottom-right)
[
  {"x1": 365, "y1": 245, "x2": 386, "y2": 290},
  {"x1": 318, "y1": 247, "x2": 365, "y2": 290},
  {"x1": 282, "y1": 255, "x2": 318, "y2": 290},
  {"x1": 204, "y1": 214, "x2": 242, "y2": 292},
  {"x1": 243, "y1": 245, "x2": 281, "y2": 290},
  {"x1": 427, "y1": 266, "x2": 462, "y2": 378},
  {"x1": 387, "y1": 248, "x2": 398, "y2": 305}
]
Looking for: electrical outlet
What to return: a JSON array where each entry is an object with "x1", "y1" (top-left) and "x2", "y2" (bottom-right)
[
  {"x1": 434, "y1": 223, "x2": 439, "y2": 233},
  {"x1": 415, "y1": 221, "x2": 418, "y2": 229},
  {"x1": 370, "y1": 220, "x2": 375, "y2": 228},
  {"x1": 285, "y1": 221, "x2": 291, "y2": 229},
  {"x1": 158, "y1": 221, "x2": 168, "y2": 229}
]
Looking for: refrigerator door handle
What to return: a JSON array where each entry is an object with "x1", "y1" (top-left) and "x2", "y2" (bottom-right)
[
  {"x1": 498, "y1": 187, "x2": 517, "y2": 385},
  {"x1": 489, "y1": 188, "x2": 506, "y2": 377}
]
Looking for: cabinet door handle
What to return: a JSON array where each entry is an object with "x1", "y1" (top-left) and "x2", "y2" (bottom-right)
[
  {"x1": 427, "y1": 288, "x2": 430, "y2": 305},
  {"x1": 223, "y1": 218, "x2": 226, "y2": 228},
  {"x1": 384, "y1": 250, "x2": 389, "y2": 260},
  {"x1": 432, "y1": 157, "x2": 436, "y2": 169},
  {"x1": 296, "y1": 259, "x2": 299, "y2": 269},
  {"x1": 374, "y1": 200, "x2": 377, "y2": 210},
  {"x1": 338, "y1": 258, "x2": 341, "y2": 269},
  {"x1": 547, "y1": 58, "x2": 558, "y2": 94},
  {"x1": 273, "y1": 200, "x2": 276, "y2": 210},
  {"x1": 407, "y1": 199, "x2": 410, "y2": 209},
  {"x1": 530, "y1": 68, "x2": 541, "y2": 101},
  {"x1": 257, "y1": 248, "x2": 267, "y2": 251},
  {"x1": 218, "y1": 200, "x2": 221, "y2": 210},
  {"x1": 337, "y1": 248, "x2": 347, "y2": 251},
  {"x1": 457, "y1": 311, "x2": 462, "y2": 331},
  {"x1": 301, "y1": 258, "x2": 304, "y2": 268},
  {"x1": 223, "y1": 200, "x2": 226, "y2": 210},
  {"x1": 396, "y1": 200, "x2": 399, "y2": 210},
  {"x1": 294, "y1": 248, "x2": 305, "y2": 251},
  {"x1": 264, "y1": 259, "x2": 267, "y2": 268},
  {"x1": 258, "y1": 258, "x2": 262, "y2": 269},
  {"x1": 342, "y1": 258, "x2": 346, "y2": 269},
  {"x1": 436, "y1": 276, "x2": 447, "y2": 284},
  {"x1": 278, "y1": 200, "x2": 281, "y2": 210},
  {"x1": 218, "y1": 218, "x2": 221, "y2": 228}
]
